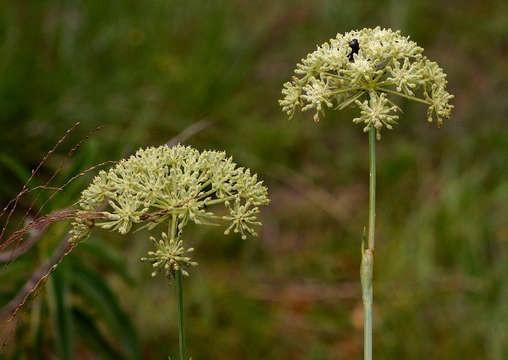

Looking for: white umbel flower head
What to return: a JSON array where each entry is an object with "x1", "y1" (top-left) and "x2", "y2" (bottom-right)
[
  {"x1": 70, "y1": 144, "x2": 270, "y2": 280},
  {"x1": 279, "y1": 27, "x2": 454, "y2": 139}
]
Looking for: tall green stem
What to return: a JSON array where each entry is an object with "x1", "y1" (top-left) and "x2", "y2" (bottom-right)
[
  {"x1": 361, "y1": 127, "x2": 376, "y2": 360},
  {"x1": 171, "y1": 214, "x2": 186, "y2": 360},
  {"x1": 368, "y1": 127, "x2": 376, "y2": 251},
  {"x1": 175, "y1": 269, "x2": 186, "y2": 360}
]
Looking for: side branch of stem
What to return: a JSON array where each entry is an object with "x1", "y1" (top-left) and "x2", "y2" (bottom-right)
[{"x1": 375, "y1": 86, "x2": 431, "y2": 105}]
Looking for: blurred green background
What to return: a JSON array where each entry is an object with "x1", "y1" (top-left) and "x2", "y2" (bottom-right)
[{"x1": 1, "y1": 0, "x2": 507, "y2": 359}]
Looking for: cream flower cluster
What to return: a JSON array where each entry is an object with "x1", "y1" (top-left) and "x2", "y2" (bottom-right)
[
  {"x1": 141, "y1": 232, "x2": 198, "y2": 279},
  {"x1": 70, "y1": 144, "x2": 269, "y2": 279},
  {"x1": 279, "y1": 27, "x2": 454, "y2": 139}
]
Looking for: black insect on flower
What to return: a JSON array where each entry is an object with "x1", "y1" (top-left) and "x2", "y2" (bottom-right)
[{"x1": 348, "y1": 39, "x2": 360, "y2": 62}]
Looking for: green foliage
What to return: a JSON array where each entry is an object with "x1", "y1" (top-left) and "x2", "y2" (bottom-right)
[
  {"x1": 73, "y1": 309, "x2": 125, "y2": 359},
  {"x1": 0, "y1": 225, "x2": 141, "y2": 359},
  {"x1": 78, "y1": 239, "x2": 136, "y2": 285},
  {"x1": 47, "y1": 265, "x2": 74, "y2": 360},
  {"x1": 1, "y1": 0, "x2": 507, "y2": 359},
  {"x1": 71, "y1": 264, "x2": 141, "y2": 360}
]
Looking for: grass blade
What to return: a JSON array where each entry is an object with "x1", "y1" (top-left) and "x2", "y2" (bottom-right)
[
  {"x1": 71, "y1": 264, "x2": 141, "y2": 360},
  {"x1": 47, "y1": 264, "x2": 74, "y2": 360}
]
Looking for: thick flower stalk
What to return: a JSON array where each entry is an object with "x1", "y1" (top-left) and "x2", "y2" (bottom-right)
[
  {"x1": 279, "y1": 27, "x2": 454, "y2": 139},
  {"x1": 69, "y1": 144, "x2": 269, "y2": 360},
  {"x1": 279, "y1": 27, "x2": 453, "y2": 360}
]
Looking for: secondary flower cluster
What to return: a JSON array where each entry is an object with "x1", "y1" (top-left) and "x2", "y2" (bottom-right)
[
  {"x1": 141, "y1": 232, "x2": 198, "y2": 279},
  {"x1": 70, "y1": 144, "x2": 269, "y2": 279},
  {"x1": 279, "y1": 27, "x2": 454, "y2": 139}
]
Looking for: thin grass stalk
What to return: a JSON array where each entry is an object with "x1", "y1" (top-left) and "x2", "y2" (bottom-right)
[{"x1": 361, "y1": 127, "x2": 376, "y2": 360}]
